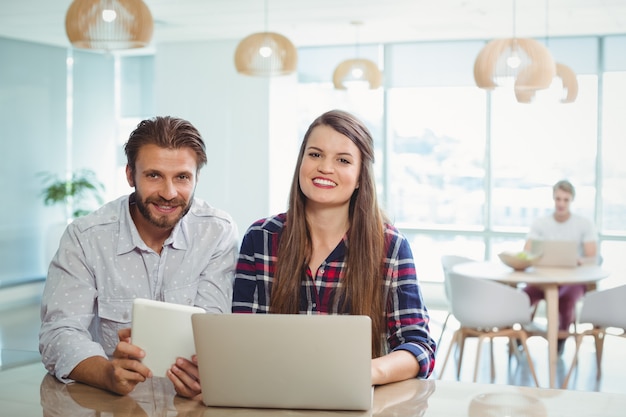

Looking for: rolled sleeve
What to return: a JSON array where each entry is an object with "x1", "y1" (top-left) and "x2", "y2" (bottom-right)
[{"x1": 384, "y1": 229, "x2": 437, "y2": 379}]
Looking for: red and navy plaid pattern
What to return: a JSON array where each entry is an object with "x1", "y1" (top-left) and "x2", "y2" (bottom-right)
[{"x1": 233, "y1": 213, "x2": 436, "y2": 378}]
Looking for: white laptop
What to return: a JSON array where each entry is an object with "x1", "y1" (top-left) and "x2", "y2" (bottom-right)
[
  {"x1": 192, "y1": 313, "x2": 373, "y2": 411},
  {"x1": 530, "y1": 240, "x2": 579, "y2": 267},
  {"x1": 131, "y1": 298, "x2": 205, "y2": 377}
]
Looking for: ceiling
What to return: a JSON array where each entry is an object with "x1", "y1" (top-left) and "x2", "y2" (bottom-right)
[{"x1": 1, "y1": 0, "x2": 625, "y2": 51}]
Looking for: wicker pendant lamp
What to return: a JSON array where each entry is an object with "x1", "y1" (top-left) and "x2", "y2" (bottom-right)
[
  {"x1": 234, "y1": 0, "x2": 297, "y2": 76},
  {"x1": 513, "y1": 1, "x2": 578, "y2": 104},
  {"x1": 528, "y1": 0, "x2": 578, "y2": 103},
  {"x1": 65, "y1": 0, "x2": 153, "y2": 50},
  {"x1": 515, "y1": 62, "x2": 578, "y2": 103},
  {"x1": 333, "y1": 21, "x2": 382, "y2": 90},
  {"x1": 474, "y1": 0, "x2": 555, "y2": 91},
  {"x1": 474, "y1": 38, "x2": 556, "y2": 91},
  {"x1": 554, "y1": 62, "x2": 579, "y2": 103},
  {"x1": 333, "y1": 58, "x2": 382, "y2": 90}
]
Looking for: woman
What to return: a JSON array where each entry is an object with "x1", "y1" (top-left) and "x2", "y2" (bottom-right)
[{"x1": 233, "y1": 109, "x2": 436, "y2": 385}]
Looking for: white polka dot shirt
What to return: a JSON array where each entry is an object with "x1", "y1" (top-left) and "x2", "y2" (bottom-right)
[{"x1": 39, "y1": 194, "x2": 239, "y2": 383}]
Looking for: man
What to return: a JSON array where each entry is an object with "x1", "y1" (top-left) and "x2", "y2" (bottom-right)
[
  {"x1": 523, "y1": 179, "x2": 598, "y2": 354},
  {"x1": 39, "y1": 116, "x2": 238, "y2": 398}
]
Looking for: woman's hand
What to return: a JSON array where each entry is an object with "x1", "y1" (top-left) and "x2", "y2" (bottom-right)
[{"x1": 371, "y1": 350, "x2": 419, "y2": 386}]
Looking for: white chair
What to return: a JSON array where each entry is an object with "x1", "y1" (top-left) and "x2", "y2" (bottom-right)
[
  {"x1": 438, "y1": 272, "x2": 539, "y2": 386},
  {"x1": 562, "y1": 284, "x2": 626, "y2": 388},
  {"x1": 438, "y1": 255, "x2": 475, "y2": 349}
]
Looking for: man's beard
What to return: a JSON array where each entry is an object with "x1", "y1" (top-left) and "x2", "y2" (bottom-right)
[{"x1": 135, "y1": 194, "x2": 193, "y2": 229}]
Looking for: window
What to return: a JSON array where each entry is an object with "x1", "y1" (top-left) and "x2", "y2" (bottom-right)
[
  {"x1": 601, "y1": 71, "x2": 626, "y2": 233},
  {"x1": 386, "y1": 86, "x2": 486, "y2": 228},
  {"x1": 296, "y1": 36, "x2": 626, "y2": 284},
  {"x1": 490, "y1": 74, "x2": 598, "y2": 230}
]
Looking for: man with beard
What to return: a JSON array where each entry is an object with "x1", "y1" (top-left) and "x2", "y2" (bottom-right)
[{"x1": 39, "y1": 116, "x2": 238, "y2": 399}]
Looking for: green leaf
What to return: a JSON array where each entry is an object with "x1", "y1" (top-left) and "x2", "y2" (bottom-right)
[{"x1": 37, "y1": 169, "x2": 105, "y2": 218}]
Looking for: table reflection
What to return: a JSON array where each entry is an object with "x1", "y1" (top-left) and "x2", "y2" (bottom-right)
[
  {"x1": 40, "y1": 374, "x2": 206, "y2": 417},
  {"x1": 39, "y1": 374, "x2": 437, "y2": 417},
  {"x1": 468, "y1": 391, "x2": 547, "y2": 417},
  {"x1": 372, "y1": 379, "x2": 435, "y2": 417}
]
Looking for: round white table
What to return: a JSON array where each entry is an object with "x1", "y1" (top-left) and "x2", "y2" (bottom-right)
[{"x1": 451, "y1": 261, "x2": 609, "y2": 389}]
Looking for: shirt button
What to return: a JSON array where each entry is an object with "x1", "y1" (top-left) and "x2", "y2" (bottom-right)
[{"x1": 319, "y1": 269, "x2": 324, "y2": 274}]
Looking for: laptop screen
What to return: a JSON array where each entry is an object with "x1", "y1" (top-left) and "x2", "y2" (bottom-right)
[
  {"x1": 530, "y1": 240, "x2": 579, "y2": 267},
  {"x1": 192, "y1": 313, "x2": 373, "y2": 410}
]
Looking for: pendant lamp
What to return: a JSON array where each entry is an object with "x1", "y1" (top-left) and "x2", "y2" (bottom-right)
[
  {"x1": 234, "y1": 0, "x2": 297, "y2": 76},
  {"x1": 333, "y1": 21, "x2": 382, "y2": 90},
  {"x1": 473, "y1": 0, "x2": 556, "y2": 91},
  {"x1": 65, "y1": 0, "x2": 153, "y2": 50},
  {"x1": 333, "y1": 58, "x2": 382, "y2": 90},
  {"x1": 554, "y1": 63, "x2": 578, "y2": 103},
  {"x1": 474, "y1": 38, "x2": 556, "y2": 91},
  {"x1": 513, "y1": 1, "x2": 578, "y2": 103},
  {"x1": 542, "y1": 0, "x2": 578, "y2": 103},
  {"x1": 515, "y1": 62, "x2": 578, "y2": 103}
]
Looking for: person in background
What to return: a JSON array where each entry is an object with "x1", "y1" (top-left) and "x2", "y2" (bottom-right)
[
  {"x1": 233, "y1": 109, "x2": 436, "y2": 385},
  {"x1": 39, "y1": 116, "x2": 238, "y2": 398},
  {"x1": 522, "y1": 179, "x2": 598, "y2": 354}
]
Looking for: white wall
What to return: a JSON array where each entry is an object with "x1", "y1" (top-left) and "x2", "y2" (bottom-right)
[
  {"x1": 1, "y1": 36, "x2": 302, "y2": 284},
  {"x1": 154, "y1": 40, "x2": 299, "y2": 238},
  {"x1": 0, "y1": 38, "x2": 119, "y2": 282}
]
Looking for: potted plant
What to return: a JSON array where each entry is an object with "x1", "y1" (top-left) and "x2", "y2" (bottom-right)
[{"x1": 38, "y1": 169, "x2": 105, "y2": 220}]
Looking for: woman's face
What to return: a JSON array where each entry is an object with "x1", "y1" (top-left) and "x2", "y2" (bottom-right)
[{"x1": 298, "y1": 125, "x2": 362, "y2": 210}]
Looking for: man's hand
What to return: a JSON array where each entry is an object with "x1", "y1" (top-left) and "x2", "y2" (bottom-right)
[
  {"x1": 68, "y1": 328, "x2": 153, "y2": 395},
  {"x1": 167, "y1": 355, "x2": 202, "y2": 400}
]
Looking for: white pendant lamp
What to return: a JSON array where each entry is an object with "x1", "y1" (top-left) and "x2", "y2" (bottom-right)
[
  {"x1": 65, "y1": 0, "x2": 154, "y2": 50},
  {"x1": 234, "y1": 0, "x2": 297, "y2": 76}
]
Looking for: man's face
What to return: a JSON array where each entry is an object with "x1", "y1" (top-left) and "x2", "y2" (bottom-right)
[
  {"x1": 553, "y1": 188, "x2": 573, "y2": 218},
  {"x1": 126, "y1": 144, "x2": 198, "y2": 230}
]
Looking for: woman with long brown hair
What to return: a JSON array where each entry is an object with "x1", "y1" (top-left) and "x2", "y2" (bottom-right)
[{"x1": 233, "y1": 110, "x2": 436, "y2": 385}]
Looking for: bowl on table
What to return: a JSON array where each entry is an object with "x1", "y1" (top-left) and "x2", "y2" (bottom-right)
[{"x1": 498, "y1": 251, "x2": 541, "y2": 271}]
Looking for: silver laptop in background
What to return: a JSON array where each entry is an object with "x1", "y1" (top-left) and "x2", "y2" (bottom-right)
[
  {"x1": 530, "y1": 240, "x2": 579, "y2": 267},
  {"x1": 192, "y1": 313, "x2": 373, "y2": 411}
]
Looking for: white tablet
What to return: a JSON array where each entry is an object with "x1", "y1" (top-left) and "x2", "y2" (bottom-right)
[{"x1": 131, "y1": 298, "x2": 205, "y2": 377}]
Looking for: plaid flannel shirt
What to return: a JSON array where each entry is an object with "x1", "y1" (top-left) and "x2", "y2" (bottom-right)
[{"x1": 232, "y1": 213, "x2": 436, "y2": 378}]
